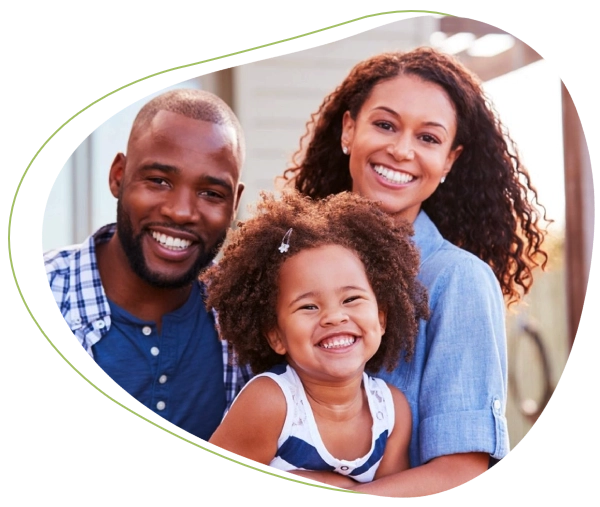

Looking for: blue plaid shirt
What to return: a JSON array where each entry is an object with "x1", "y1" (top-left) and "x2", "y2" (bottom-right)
[{"x1": 44, "y1": 223, "x2": 252, "y2": 409}]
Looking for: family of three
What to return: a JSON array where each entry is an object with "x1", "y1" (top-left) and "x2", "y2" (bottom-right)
[{"x1": 44, "y1": 47, "x2": 548, "y2": 497}]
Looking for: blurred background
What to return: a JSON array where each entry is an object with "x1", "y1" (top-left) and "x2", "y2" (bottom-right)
[{"x1": 42, "y1": 15, "x2": 593, "y2": 449}]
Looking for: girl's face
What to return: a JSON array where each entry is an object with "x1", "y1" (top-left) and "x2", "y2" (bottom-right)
[
  {"x1": 267, "y1": 244, "x2": 386, "y2": 385},
  {"x1": 341, "y1": 74, "x2": 463, "y2": 223}
]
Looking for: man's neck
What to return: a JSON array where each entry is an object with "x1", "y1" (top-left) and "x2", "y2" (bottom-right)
[{"x1": 96, "y1": 234, "x2": 193, "y2": 330}]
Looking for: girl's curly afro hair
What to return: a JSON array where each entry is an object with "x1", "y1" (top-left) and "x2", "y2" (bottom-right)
[{"x1": 202, "y1": 191, "x2": 429, "y2": 375}]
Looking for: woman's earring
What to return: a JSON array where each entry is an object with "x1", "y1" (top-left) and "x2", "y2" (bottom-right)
[
  {"x1": 342, "y1": 145, "x2": 349, "y2": 155},
  {"x1": 440, "y1": 176, "x2": 446, "y2": 184}
]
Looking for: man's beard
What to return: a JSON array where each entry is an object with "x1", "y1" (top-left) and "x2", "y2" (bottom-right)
[{"x1": 116, "y1": 200, "x2": 224, "y2": 289}]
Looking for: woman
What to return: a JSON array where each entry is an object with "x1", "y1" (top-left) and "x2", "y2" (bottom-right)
[{"x1": 281, "y1": 47, "x2": 548, "y2": 496}]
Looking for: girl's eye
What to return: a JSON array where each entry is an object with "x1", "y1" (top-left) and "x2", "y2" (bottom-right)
[
  {"x1": 299, "y1": 304, "x2": 317, "y2": 311},
  {"x1": 344, "y1": 296, "x2": 361, "y2": 304}
]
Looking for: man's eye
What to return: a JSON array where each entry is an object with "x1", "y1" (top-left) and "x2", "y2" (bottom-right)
[
  {"x1": 149, "y1": 178, "x2": 169, "y2": 186},
  {"x1": 199, "y1": 190, "x2": 224, "y2": 199}
]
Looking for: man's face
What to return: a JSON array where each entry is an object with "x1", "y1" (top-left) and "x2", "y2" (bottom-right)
[{"x1": 110, "y1": 110, "x2": 244, "y2": 289}]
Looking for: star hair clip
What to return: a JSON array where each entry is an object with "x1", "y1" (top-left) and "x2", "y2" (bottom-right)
[{"x1": 278, "y1": 228, "x2": 293, "y2": 253}]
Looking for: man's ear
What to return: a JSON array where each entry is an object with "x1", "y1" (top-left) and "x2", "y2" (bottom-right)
[
  {"x1": 109, "y1": 153, "x2": 126, "y2": 198},
  {"x1": 232, "y1": 181, "x2": 245, "y2": 221},
  {"x1": 266, "y1": 328, "x2": 287, "y2": 356}
]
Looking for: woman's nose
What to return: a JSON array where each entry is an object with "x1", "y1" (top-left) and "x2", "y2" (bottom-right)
[{"x1": 388, "y1": 134, "x2": 415, "y2": 161}]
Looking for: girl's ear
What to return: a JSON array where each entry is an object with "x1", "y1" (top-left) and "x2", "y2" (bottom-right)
[
  {"x1": 378, "y1": 310, "x2": 387, "y2": 335},
  {"x1": 266, "y1": 328, "x2": 287, "y2": 356}
]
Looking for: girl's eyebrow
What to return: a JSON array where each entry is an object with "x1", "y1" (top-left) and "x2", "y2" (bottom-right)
[{"x1": 287, "y1": 285, "x2": 369, "y2": 307}]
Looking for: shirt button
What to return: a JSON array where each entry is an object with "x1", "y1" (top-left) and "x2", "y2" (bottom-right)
[
  {"x1": 97, "y1": 320, "x2": 106, "y2": 329},
  {"x1": 142, "y1": 326, "x2": 152, "y2": 336},
  {"x1": 159, "y1": 375, "x2": 167, "y2": 384},
  {"x1": 150, "y1": 347, "x2": 160, "y2": 356},
  {"x1": 494, "y1": 400, "x2": 502, "y2": 410},
  {"x1": 156, "y1": 401, "x2": 166, "y2": 411}
]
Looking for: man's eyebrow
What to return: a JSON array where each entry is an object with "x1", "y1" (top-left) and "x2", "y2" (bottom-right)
[
  {"x1": 140, "y1": 162, "x2": 179, "y2": 174},
  {"x1": 201, "y1": 175, "x2": 234, "y2": 193},
  {"x1": 140, "y1": 164, "x2": 233, "y2": 192}
]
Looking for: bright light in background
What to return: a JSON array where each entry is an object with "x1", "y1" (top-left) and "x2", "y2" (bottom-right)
[
  {"x1": 483, "y1": 60, "x2": 564, "y2": 231},
  {"x1": 468, "y1": 34, "x2": 515, "y2": 57},
  {"x1": 430, "y1": 31, "x2": 476, "y2": 54}
]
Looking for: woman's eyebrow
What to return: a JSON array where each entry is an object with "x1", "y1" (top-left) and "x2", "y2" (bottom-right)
[{"x1": 372, "y1": 106, "x2": 449, "y2": 133}]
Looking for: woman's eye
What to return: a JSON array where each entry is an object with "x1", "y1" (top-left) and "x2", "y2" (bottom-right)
[
  {"x1": 420, "y1": 134, "x2": 439, "y2": 144},
  {"x1": 374, "y1": 121, "x2": 394, "y2": 131}
]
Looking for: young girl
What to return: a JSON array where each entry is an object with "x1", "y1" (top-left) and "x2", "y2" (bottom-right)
[{"x1": 204, "y1": 191, "x2": 429, "y2": 489}]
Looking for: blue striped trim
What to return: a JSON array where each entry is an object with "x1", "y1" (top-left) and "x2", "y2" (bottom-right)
[
  {"x1": 275, "y1": 436, "x2": 336, "y2": 472},
  {"x1": 349, "y1": 430, "x2": 388, "y2": 477}
]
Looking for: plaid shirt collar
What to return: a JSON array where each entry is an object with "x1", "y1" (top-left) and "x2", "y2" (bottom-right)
[{"x1": 48, "y1": 223, "x2": 251, "y2": 407}]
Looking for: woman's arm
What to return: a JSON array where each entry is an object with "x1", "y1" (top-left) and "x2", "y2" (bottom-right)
[
  {"x1": 352, "y1": 452, "x2": 489, "y2": 497},
  {"x1": 288, "y1": 470, "x2": 358, "y2": 489},
  {"x1": 373, "y1": 385, "x2": 411, "y2": 479},
  {"x1": 209, "y1": 376, "x2": 286, "y2": 465}
]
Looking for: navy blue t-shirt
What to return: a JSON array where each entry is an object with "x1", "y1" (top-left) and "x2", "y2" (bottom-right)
[{"x1": 93, "y1": 282, "x2": 226, "y2": 440}]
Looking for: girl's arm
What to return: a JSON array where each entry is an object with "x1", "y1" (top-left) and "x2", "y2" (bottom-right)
[
  {"x1": 209, "y1": 376, "x2": 286, "y2": 465},
  {"x1": 373, "y1": 385, "x2": 411, "y2": 479}
]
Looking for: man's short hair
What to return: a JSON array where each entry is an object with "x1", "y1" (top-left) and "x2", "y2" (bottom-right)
[{"x1": 129, "y1": 88, "x2": 245, "y2": 161}]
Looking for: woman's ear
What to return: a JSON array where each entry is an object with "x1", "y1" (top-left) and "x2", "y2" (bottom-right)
[
  {"x1": 341, "y1": 110, "x2": 355, "y2": 153},
  {"x1": 443, "y1": 144, "x2": 463, "y2": 175},
  {"x1": 266, "y1": 329, "x2": 287, "y2": 356}
]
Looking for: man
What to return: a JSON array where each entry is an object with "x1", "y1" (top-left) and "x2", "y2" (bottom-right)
[{"x1": 44, "y1": 89, "x2": 251, "y2": 440}]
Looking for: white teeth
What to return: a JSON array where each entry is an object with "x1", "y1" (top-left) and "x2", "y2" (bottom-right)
[
  {"x1": 319, "y1": 336, "x2": 356, "y2": 349},
  {"x1": 151, "y1": 231, "x2": 192, "y2": 250},
  {"x1": 373, "y1": 165, "x2": 414, "y2": 184}
]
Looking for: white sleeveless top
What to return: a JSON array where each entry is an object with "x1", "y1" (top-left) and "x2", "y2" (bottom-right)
[{"x1": 239, "y1": 363, "x2": 395, "y2": 483}]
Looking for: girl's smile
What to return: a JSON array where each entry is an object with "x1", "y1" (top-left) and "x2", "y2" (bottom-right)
[{"x1": 267, "y1": 244, "x2": 386, "y2": 384}]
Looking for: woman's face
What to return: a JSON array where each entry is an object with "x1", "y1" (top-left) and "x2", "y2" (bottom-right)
[{"x1": 342, "y1": 74, "x2": 463, "y2": 223}]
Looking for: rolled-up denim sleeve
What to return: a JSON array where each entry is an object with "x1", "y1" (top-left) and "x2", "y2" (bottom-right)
[{"x1": 418, "y1": 256, "x2": 509, "y2": 464}]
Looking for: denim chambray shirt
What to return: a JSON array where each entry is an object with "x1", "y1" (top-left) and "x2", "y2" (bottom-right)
[{"x1": 377, "y1": 211, "x2": 509, "y2": 467}]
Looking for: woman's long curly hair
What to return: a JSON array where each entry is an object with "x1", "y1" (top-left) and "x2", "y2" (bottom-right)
[
  {"x1": 202, "y1": 191, "x2": 429, "y2": 375},
  {"x1": 283, "y1": 47, "x2": 549, "y2": 303}
]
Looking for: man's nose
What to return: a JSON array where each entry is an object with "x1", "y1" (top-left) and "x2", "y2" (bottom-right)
[{"x1": 160, "y1": 188, "x2": 200, "y2": 224}]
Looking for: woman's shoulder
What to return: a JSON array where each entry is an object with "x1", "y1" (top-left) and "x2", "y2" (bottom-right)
[
  {"x1": 419, "y1": 240, "x2": 503, "y2": 312},
  {"x1": 414, "y1": 212, "x2": 496, "y2": 282},
  {"x1": 421, "y1": 238, "x2": 497, "y2": 287}
]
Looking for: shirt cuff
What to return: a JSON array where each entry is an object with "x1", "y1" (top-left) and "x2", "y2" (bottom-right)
[{"x1": 419, "y1": 397, "x2": 509, "y2": 464}]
